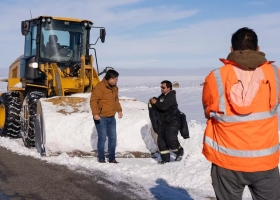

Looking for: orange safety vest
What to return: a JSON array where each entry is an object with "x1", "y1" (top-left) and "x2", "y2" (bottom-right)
[{"x1": 202, "y1": 60, "x2": 280, "y2": 172}]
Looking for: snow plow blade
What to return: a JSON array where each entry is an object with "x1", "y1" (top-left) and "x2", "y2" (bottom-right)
[{"x1": 35, "y1": 95, "x2": 158, "y2": 157}]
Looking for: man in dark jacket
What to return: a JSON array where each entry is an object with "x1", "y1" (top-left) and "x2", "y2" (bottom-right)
[{"x1": 150, "y1": 80, "x2": 184, "y2": 164}]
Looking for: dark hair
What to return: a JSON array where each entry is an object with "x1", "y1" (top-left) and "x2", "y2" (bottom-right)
[
  {"x1": 161, "y1": 80, "x2": 172, "y2": 90},
  {"x1": 104, "y1": 69, "x2": 119, "y2": 80},
  {"x1": 231, "y1": 27, "x2": 258, "y2": 51}
]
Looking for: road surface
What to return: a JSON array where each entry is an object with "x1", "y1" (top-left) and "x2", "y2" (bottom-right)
[{"x1": 0, "y1": 146, "x2": 146, "y2": 200}]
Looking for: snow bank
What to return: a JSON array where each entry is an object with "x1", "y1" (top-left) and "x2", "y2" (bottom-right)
[{"x1": 39, "y1": 94, "x2": 158, "y2": 156}]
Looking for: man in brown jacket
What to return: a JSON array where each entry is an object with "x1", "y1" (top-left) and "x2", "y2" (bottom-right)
[{"x1": 90, "y1": 69, "x2": 122, "y2": 163}]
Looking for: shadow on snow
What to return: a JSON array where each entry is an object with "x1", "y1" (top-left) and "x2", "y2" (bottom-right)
[{"x1": 150, "y1": 178, "x2": 194, "y2": 200}]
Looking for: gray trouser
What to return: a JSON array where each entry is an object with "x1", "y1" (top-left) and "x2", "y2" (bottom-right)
[{"x1": 211, "y1": 164, "x2": 280, "y2": 200}]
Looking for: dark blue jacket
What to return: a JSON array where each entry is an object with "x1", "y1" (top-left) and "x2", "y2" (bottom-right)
[{"x1": 148, "y1": 98, "x2": 189, "y2": 139}]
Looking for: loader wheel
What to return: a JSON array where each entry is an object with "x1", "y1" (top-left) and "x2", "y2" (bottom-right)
[
  {"x1": 0, "y1": 92, "x2": 21, "y2": 138},
  {"x1": 21, "y1": 91, "x2": 45, "y2": 148}
]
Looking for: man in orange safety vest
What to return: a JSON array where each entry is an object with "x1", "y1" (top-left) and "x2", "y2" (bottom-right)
[{"x1": 202, "y1": 27, "x2": 280, "y2": 200}]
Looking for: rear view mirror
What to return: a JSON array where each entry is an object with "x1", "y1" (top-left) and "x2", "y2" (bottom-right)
[
  {"x1": 100, "y1": 29, "x2": 106, "y2": 43},
  {"x1": 21, "y1": 21, "x2": 30, "y2": 36}
]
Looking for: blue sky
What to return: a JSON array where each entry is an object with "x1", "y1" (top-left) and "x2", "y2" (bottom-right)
[{"x1": 0, "y1": 0, "x2": 280, "y2": 76}]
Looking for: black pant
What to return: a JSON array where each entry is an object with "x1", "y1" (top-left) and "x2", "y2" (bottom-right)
[
  {"x1": 211, "y1": 164, "x2": 280, "y2": 200},
  {"x1": 157, "y1": 120, "x2": 183, "y2": 162}
]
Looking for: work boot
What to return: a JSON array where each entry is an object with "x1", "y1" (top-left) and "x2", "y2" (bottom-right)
[
  {"x1": 109, "y1": 159, "x2": 119, "y2": 164},
  {"x1": 158, "y1": 153, "x2": 170, "y2": 164},
  {"x1": 98, "y1": 160, "x2": 106, "y2": 163},
  {"x1": 157, "y1": 160, "x2": 169, "y2": 164},
  {"x1": 175, "y1": 155, "x2": 183, "y2": 161},
  {"x1": 175, "y1": 147, "x2": 184, "y2": 161}
]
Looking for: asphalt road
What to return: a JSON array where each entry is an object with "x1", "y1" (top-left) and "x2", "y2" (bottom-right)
[{"x1": 0, "y1": 146, "x2": 146, "y2": 200}]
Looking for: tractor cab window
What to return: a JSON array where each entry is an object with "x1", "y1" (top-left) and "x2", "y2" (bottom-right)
[
  {"x1": 24, "y1": 26, "x2": 37, "y2": 57},
  {"x1": 40, "y1": 20, "x2": 85, "y2": 63}
]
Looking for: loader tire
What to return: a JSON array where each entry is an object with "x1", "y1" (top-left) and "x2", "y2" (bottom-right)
[
  {"x1": 0, "y1": 92, "x2": 21, "y2": 138},
  {"x1": 21, "y1": 91, "x2": 45, "y2": 148}
]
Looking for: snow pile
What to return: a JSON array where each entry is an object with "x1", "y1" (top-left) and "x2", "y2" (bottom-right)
[{"x1": 39, "y1": 94, "x2": 158, "y2": 156}]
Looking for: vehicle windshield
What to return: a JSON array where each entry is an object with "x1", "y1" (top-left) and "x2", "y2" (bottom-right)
[{"x1": 40, "y1": 20, "x2": 87, "y2": 62}]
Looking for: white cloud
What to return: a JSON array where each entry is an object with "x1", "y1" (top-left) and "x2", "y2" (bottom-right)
[{"x1": 93, "y1": 12, "x2": 280, "y2": 69}]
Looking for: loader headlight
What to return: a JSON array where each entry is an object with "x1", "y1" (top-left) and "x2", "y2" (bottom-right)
[
  {"x1": 42, "y1": 18, "x2": 46, "y2": 22},
  {"x1": 84, "y1": 22, "x2": 88, "y2": 27},
  {"x1": 29, "y1": 62, "x2": 38, "y2": 68}
]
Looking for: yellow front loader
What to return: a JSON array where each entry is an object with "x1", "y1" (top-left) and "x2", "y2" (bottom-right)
[{"x1": 0, "y1": 16, "x2": 111, "y2": 155}]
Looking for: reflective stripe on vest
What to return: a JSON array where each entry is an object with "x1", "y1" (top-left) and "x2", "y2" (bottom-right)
[
  {"x1": 213, "y1": 69, "x2": 227, "y2": 115},
  {"x1": 210, "y1": 64, "x2": 279, "y2": 122},
  {"x1": 205, "y1": 136, "x2": 279, "y2": 157}
]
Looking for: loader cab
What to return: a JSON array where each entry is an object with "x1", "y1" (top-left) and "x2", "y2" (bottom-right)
[
  {"x1": 20, "y1": 16, "x2": 106, "y2": 83},
  {"x1": 39, "y1": 18, "x2": 88, "y2": 62}
]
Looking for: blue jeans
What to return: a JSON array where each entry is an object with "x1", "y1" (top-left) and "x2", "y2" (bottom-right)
[{"x1": 94, "y1": 116, "x2": 116, "y2": 161}]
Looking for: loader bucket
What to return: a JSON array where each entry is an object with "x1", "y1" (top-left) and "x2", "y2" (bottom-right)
[
  {"x1": 35, "y1": 100, "x2": 45, "y2": 155},
  {"x1": 35, "y1": 94, "x2": 158, "y2": 157}
]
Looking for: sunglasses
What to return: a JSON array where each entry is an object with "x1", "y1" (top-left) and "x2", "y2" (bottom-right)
[{"x1": 161, "y1": 86, "x2": 166, "y2": 89}]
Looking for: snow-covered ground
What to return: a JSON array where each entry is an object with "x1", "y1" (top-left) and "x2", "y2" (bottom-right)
[{"x1": 0, "y1": 76, "x2": 269, "y2": 200}]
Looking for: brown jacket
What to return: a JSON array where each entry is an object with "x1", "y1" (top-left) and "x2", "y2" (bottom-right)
[{"x1": 90, "y1": 78, "x2": 122, "y2": 117}]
